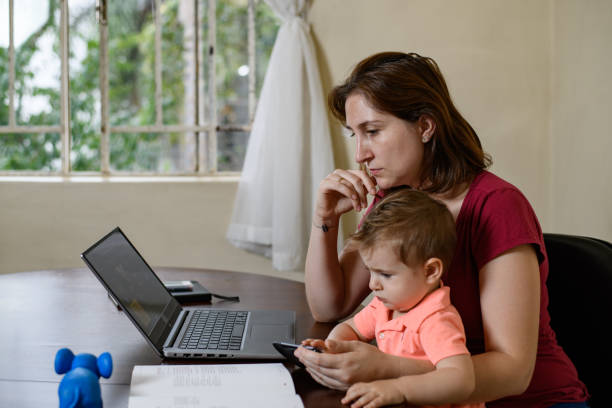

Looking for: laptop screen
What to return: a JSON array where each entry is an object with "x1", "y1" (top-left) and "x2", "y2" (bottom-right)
[{"x1": 82, "y1": 228, "x2": 181, "y2": 352}]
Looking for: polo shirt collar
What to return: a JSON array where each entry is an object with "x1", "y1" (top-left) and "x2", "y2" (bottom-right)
[{"x1": 379, "y1": 285, "x2": 452, "y2": 332}]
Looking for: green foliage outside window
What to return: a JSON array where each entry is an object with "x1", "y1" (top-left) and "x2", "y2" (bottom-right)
[
  {"x1": 0, "y1": 0, "x2": 279, "y2": 173},
  {"x1": 0, "y1": 0, "x2": 61, "y2": 171}
]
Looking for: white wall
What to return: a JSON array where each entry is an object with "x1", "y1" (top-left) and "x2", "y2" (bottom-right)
[{"x1": 1, "y1": 0, "x2": 610, "y2": 277}]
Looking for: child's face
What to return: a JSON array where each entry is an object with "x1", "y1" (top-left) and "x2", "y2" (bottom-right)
[{"x1": 361, "y1": 245, "x2": 432, "y2": 313}]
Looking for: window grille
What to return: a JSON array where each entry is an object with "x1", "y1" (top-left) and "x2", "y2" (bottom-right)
[{"x1": 0, "y1": 0, "x2": 277, "y2": 175}]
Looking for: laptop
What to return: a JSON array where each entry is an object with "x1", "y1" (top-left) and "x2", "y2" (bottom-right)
[{"x1": 81, "y1": 227, "x2": 295, "y2": 359}]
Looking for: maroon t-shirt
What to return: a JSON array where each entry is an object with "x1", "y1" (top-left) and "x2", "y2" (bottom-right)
[{"x1": 368, "y1": 171, "x2": 588, "y2": 407}]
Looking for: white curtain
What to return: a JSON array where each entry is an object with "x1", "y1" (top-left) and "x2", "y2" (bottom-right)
[{"x1": 226, "y1": 0, "x2": 334, "y2": 271}]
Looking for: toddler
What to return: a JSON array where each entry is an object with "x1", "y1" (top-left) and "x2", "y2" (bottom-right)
[{"x1": 303, "y1": 188, "x2": 484, "y2": 408}]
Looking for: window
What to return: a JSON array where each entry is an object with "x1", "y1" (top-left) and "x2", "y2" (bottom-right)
[{"x1": 0, "y1": 0, "x2": 279, "y2": 175}]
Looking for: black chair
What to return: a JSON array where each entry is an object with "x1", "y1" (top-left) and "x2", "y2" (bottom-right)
[{"x1": 544, "y1": 233, "x2": 612, "y2": 408}]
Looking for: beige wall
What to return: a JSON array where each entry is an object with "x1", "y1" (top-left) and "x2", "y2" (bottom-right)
[
  {"x1": 0, "y1": 178, "x2": 302, "y2": 281},
  {"x1": 310, "y1": 0, "x2": 553, "y2": 234},
  {"x1": 310, "y1": 0, "x2": 611, "y2": 242},
  {"x1": 1, "y1": 0, "x2": 610, "y2": 276},
  {"x1": 550, "y1": 0, "x2": 612, "y2": 240}
]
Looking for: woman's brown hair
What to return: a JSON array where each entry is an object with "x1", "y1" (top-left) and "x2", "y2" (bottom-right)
[
  {"x1": 349, "y1": 188, "x2": 457, "y2": 269},
  {"x1": 329, "y1": 52, "x2": 491, "y2": 193}
]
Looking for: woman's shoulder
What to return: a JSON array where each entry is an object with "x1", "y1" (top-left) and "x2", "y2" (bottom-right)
[
  {"x1": 464, "y1": 170, "x2": 531, "y2": 211},
  {"x1": 459, "y1": 171, "x2": 545, "y2": 265},
  {"x1": 469, "y1": 170, "x2": 522, "y2": 196},
  {"x1": 460, "y1": 170, "x2": 542, "y2": 239}
]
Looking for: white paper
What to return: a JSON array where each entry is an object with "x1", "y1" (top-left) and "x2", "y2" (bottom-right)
[
  {"x1": 128, "y1": 394, "x2": 304, "y2": 408},
  {"x1": 128, "y1": 364, "x2": 304, "y2": 408}
]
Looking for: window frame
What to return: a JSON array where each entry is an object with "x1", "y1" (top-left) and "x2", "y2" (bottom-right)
[{"x1": 0, "y1": 0, "x2": 260, "y2": 176}]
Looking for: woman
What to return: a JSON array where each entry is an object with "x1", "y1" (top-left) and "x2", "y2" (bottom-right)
[{"x1": 295, "y1": 52, "x2": 589, "y2": 407}]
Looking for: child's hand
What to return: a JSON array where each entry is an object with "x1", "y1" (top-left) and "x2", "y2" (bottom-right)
[
  {"x1": 341, "y1": 379, "x2": 404, "y2": 408},
  {"x1": 300, "y1": 338, "x2": 327, "y2": 352}
]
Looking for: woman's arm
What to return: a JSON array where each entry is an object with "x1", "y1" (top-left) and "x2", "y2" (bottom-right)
[
  {"x1": 305, "y1": 169, "x2": 376, "y2": 322},
  {"x1": 304, "y1": 226, "x2": 372, "y2": 322},
  {"x1": 466, "y1": 244, "x2": 541, "y2": 402}
]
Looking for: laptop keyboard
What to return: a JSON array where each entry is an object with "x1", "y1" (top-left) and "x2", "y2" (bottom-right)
[{"x1": 180, "y1": 310, "x2": 248, "y2": 350}]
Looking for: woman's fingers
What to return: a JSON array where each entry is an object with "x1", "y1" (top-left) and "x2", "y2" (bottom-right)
[
  {"x1": 331, "y1": 170, "x2": 367, "y2": 210},
  {"x1": 305, "y1": 367, "x2": 349, "y2": 390},
  {"x1": 297, "y1": 347, "x2": 345, "y2": 380},
  {"x1": 296, "y1": 346, "x2": 356, "y2": 389},
  {"x1": 316, "y1": 168, "x2": 377, "y2": 218},
  {"x1": 332, "y1": 169, "x2": 376, "y2": 208},
  {"x1": 347, "y1": 168, "x2": 378, "y2": 196},
  {"x1": 326, "y1": 169, "x2": 377, "y2": 212},
  {"x1": 296, "y1": 341, "x2": 391, "y2": 392},
  {"x1": 325, "y1": 177, "x2": 363, "y2": 212}
]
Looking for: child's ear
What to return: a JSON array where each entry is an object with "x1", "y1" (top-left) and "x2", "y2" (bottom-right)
[{"x1": 423, "y1": 257, "x2": 443, "y2": 284}]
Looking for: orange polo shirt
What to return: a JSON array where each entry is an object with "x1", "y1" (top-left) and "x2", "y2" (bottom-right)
[{"x1": 354, "y1": 286, "x2": 484, "y2": 408}]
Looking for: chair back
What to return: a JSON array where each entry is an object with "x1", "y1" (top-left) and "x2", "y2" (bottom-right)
[{"x1": 544, "y1": 233, "x2": 612, "y2": 408}]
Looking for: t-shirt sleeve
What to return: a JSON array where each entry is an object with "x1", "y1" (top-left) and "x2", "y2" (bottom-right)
[
  {"x1": 353, "y1": 300, "x2": 378, "y2": 341},
  {"x1": 472, "y1": 188, "x2": 545, "y2": 270},
  {"x1": 419, "y1": 310, "x2": 469, "y2": 366}
]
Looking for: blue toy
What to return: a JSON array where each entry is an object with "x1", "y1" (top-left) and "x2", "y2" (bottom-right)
[{"x1": 54, "y1": 348, "x2": 113, "y2": 408}]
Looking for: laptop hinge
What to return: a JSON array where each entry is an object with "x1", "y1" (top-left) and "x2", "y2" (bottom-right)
[{"x1": 163, "y1": 309, "x2": 188, "y2": 349}]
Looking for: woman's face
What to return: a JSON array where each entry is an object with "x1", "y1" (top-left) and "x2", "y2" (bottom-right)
[{"x1": 345, "y1": 93, "x2": 426, "y2": 190}]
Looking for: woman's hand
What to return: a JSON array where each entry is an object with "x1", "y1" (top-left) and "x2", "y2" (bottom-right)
[
  {"x1": 294, "y1": 339, "x2": 389, "y2": 390},
  {"x1": 314, "y1": 169, "x2": 377, "y2": 225},
  {"x1": 305, "y1": 170, "x2": 375, "y2": 323}
]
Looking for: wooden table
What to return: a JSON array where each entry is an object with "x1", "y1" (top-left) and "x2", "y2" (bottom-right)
[{"x1": 0, "y1": 268, "x2": 345, "y2": 407}]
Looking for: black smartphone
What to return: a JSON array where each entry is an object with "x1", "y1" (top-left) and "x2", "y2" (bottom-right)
[{"x1": 272, "y1": 342, "x2": 321, "y2": 368}]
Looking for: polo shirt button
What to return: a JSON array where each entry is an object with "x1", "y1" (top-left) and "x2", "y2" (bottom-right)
[{"x1": 379, "y1": 333, "x2": 384, "y2": 339}]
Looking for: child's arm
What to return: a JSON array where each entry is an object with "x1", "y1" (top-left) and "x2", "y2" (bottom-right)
[
  {"x1": 342, "y1": 353, "x2": 475, "y2": 408},
  {"x1": 327, "y1": 317, "x2": 369, "y2": 342},
  {"x1": 301, "y1": 318, "x2": 370, "y2": 350}
]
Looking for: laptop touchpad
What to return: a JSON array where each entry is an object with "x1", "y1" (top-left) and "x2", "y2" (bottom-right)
[{"x1": 251, "y1": 324, "x2": 291, "y2": 341}]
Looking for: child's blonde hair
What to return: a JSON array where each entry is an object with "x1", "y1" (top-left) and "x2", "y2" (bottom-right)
[{"x1": 350, "y1": 188, "x2": 457, "y2": 269}]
